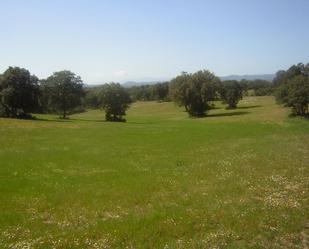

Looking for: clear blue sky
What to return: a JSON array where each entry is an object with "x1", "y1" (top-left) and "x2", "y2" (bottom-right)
[{"x1": 1, "y1": 0, "x2": 308, "y2": 83}]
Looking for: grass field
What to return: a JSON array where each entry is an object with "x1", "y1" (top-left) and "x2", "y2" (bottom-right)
[{"x1": 0, "y1": 96, "x2": 308, "y2": 248}]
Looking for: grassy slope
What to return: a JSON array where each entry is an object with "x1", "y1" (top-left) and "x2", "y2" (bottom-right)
[{"x1": 0, "y1": 96, "x2": 308, "y2": 248}]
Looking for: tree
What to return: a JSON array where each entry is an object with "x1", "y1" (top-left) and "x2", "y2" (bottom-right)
[
  {"x1": 220, "y1": 81, "x2": 243, "y2": 109},
  {"x1": 239, "y1": 79, "x2": 273, "y2": 96},
  {"x1": 276, "y1": 75, "x2": 309, "y2": 116},
  {"x1": 42, "y1": 70, "x2": 84, "y2": 118},
  {"x1": 126, "y1": 82, "x2": 170, "y2": 102},
  {"x1": 0, "y1": 67, "x2": 39, "y2": 118},
  {"x1": 274, "y1": 63, "x2": 309, "y2": 86},
  {"x1": 274, "y1": 63, "x2": 309, "y2": 117},
  {"x1": 151, "y1": 82, "x2": 169, "y2": 101},
  {"x1": 170, "y1": 70, "x2": 220, "y2": 117},
  {"x1": 127, "y1": 85, "x2": 153, "y2": 101},
  {"x1": 84, "y1": 86, "x2": 102, "y2": 109},
  {"x1": 99, "y1": 83, "x2": 132, "y2": 122}
]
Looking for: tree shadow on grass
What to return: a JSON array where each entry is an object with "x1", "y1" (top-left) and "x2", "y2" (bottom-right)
[
  {"x1": 209, "y1": 106, "x2": 221, "y2": 110},
  {"x1": 125, "y1": 121, "x2": 157, "y2": 125},
  {"x1": 207, "y1": 111, "x2": 250, "y2": 118},
  {"x1": 287, "y1": 113, "x2": 309, "y2": 119},
  {"x1": 237, "y1": 105, "x2": 261, "y2": 109},
  {"x1": 35, "y1": 117, "x2": 140, "y2": 123},
  {"x1": 69, "y1": 118, "x2": 105, "y2": 122},
  {"x1": 32, "y1": 117, "x2": 73, "y2": 123}
]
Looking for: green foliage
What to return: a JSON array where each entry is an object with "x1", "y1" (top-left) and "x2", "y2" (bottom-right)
[
  {"x1": 240, "y1": 79, "x2": 273, "y2": 96},
  {"x1": 170, "y1": 70, "x2": 220, "y2": 117},
  {"x1": 220, "y1": 80, "x2": 244, "y2": 109},
  {"x1": 274, "y1": 63, "x2": 309, "y2": 86},
  {"x1": 83, "y1": 86, "x2": 102, "y2": 109},
  {"x1": 151, "y1": 82, "x2": 169, "y2": 101},
  {"x1": 41, "y1": 71, "x2": 84, "y2": 118},
  {"x1": 127, "y1": 84, "x2": 153, "y2": 101},
  {"x1": 274, "y1": 63, "x2": 309, "y2": 116},
  {"x1": 0, "y1": 67, "x2": 39, "y2": 118},
  {"x1": 99, "y1": 83, "x2": 132, "y2": 122},
  {"x1": 276, "y1": 75, "x2": 309, "y2": 116},
  {"x1": 82, "y1": 82, "x2": 169, "y2": 111},
  {"x1": 127, "y1": 82, "x2": 170, "y2": 102}
]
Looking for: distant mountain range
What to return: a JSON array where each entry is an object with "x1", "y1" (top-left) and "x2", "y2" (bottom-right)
[
  {"x1": 122, "y1": 74, "x2": 275, "y2": 87},
  {"x1": 84, "y1": 80, "x2": 167, "y2": 88},
  {"x1": 85, "y1": 74, "x2": 275, "y2": 87},
  {"x1": 122, "y1": 81, "x2": 164, "y2": 87}
]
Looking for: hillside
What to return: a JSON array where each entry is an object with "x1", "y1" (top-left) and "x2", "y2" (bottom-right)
[{"x1": 0, "y1": 96, "x2": 308, "y2": 248}]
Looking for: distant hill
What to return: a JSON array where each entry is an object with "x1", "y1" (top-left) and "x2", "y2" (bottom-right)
[
  {"x1": 83, "y1": 84, "x2": 107, "y2": 89},
  {"x1": 122, "y1": 81, "x2": 163, "y2": 88},
  {"x1": 85, "y1": 74, "x2": 275, "y2": 87},
  {"x1": 123, "y1": 74, "x2": 276, "y2": 86},
  {"x1": 220, "y1": 74, "x2": 275, "y2": 81},
  {"x1": 84, "y1": 81, "x2": 163, "y2": 88}
]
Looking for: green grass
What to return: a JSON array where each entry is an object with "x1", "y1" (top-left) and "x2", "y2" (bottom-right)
[{"x1": 0, "y1": 96, "x2": 308, "y2": 248}]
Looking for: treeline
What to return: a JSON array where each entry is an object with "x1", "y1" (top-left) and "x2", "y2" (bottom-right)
[
  {"x1": 0, "y1": 63, "x2": 308, "y2": 121},
  {"x1": 124, "y1": 79, "x2": 272, "y2": 101},
  {"x1": 239, "y1": 79, "x2": 273, "y2": 96},
  {"x1": 0, "y1": 68, "x2": 131, "y2": 121},
  {"x1": 84, "y1": 82, "x2": 170, "y2": 109},
  {"x1": 0, "y1": 68, "x2": 85, "y2": 119},
  {"x1": 127, "y1": 82, "x2": 170, "y2": 102}
]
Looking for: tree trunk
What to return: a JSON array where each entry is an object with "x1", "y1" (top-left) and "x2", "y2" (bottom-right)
[{"x1": 184, "y1": 105, "x2": 188, "y2": 112}]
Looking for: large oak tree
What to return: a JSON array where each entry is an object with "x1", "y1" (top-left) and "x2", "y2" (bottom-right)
[
  {"x1": 0, "y1": 67, "x2": 39, "y2": 118},
  {"x1": 170, "y1": 70, "x2": 220, "y2": 117},
  {"x1": 42, "y1": 70, "x2": 84, "y2": 118}
]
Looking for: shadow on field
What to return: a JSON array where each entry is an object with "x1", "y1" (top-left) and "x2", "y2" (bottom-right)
[
  {"x1": 33, "y1": 117, "x2": 105, "y2": 123},
  {"x1": 33, "y1": 118, "x2": 73, "y2": 123},
  {"x1": 126, "y1": 121, "x2": 156, "y2": 125},
  {"x1": 207, "y1": 111, "x2": 249, "y2": 117},
  {"x1": 69, "y1": 118, "x2": 105, "y2": 122},
  {"x1": 238, "y1": 105, "x2": 261, "y2": 109}
]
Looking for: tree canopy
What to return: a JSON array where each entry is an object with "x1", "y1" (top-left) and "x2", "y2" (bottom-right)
[
  {"x1": 0, "y1": 67, "x2": 39, "y2": 118},
  {"x1": 274, "y1": 63, "x2": 309, "y2": 86},
  {"x1": 276, "y1": 75, "x2": 309, "y2": 116},
  {"x1": 126, "y1": 82, "x2": 170, "y2": 102},
  {"x1": 240, "y1": 79, "x2": 273, "y2": 96},
  {"x1": 274, "y1": 63, "x2": 309, "y2": 117},
  {"x1": 220, "y1": 80, "x2": 244, "y2": 109},
  {"x1": 170, "y1": 70, "x2": 220, "y2": 117},
  {"x1": 41, "y1": 70, "x2": 84, "y2": 118},
  {"x1": 151, "y1": 82, "x2": 169, "y2": 102},
  {"x1": 99, "y1": 83, "x2": 132, "y2": 122}
]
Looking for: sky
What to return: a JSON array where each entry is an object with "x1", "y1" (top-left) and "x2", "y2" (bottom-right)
[{"x1": 0, "y1": 0, "x2": 309, "y2": 84}]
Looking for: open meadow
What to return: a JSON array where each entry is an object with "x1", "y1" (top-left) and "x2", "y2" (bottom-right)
[{"x1": 0, "y1": 96, "x2": 308, "y2": 248}]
